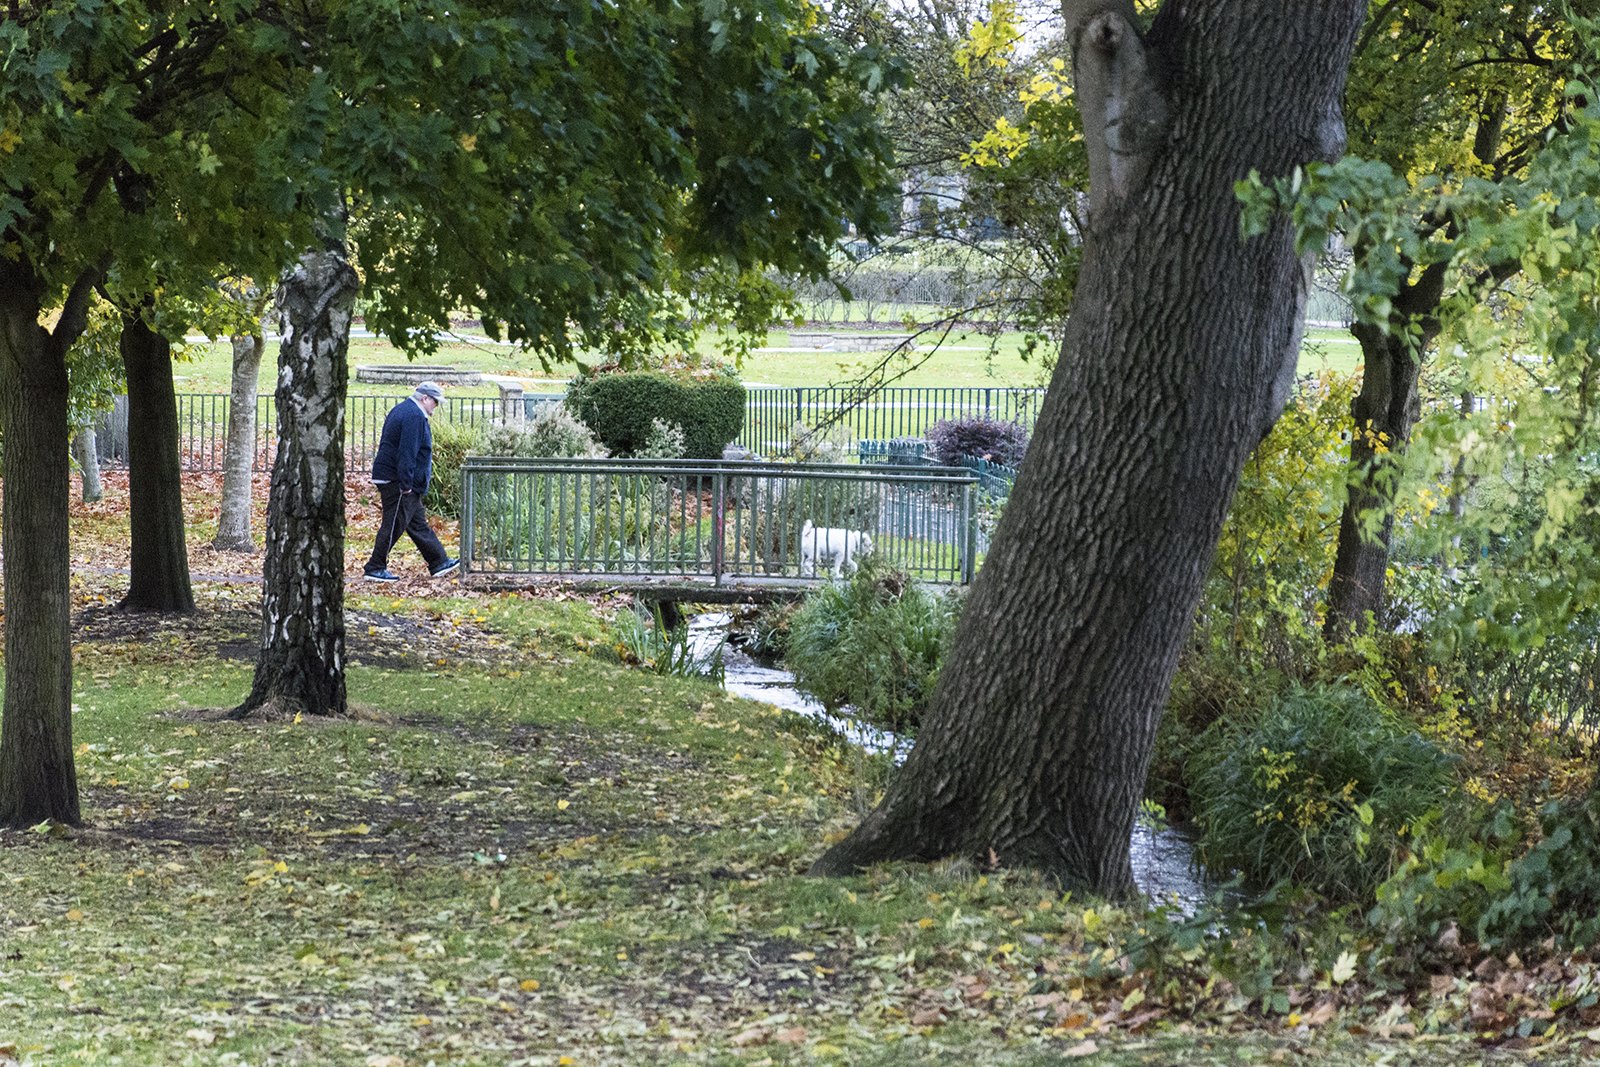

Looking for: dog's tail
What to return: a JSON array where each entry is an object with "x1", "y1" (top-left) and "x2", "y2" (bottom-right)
[{"x1": 801, "y1": 519, "x2": 813, "y2": 538}]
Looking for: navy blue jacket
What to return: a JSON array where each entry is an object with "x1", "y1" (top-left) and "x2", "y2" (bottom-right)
[{"x1": 371, "y1": 398, "x2": 433, "y2": 495}]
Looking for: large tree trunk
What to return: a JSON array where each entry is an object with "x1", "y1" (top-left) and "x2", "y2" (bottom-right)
[
  {"x1": 812, "y1": 0, "x2": 1366, "y2": 894},
  {"x1": 232, "y1": 243, "x2": 358, "y2": 719},
  {"x1": 0, "y1": 263, "x2": 97, "y2": 827},
  {"x1": 212, "y1": 327, "x2": 266, "y2": 551},
  {"x1": 119, "y1": 312, "x2": 195, "y2": 613}
]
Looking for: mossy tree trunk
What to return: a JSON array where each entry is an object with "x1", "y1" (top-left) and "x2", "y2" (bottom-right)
[{"x1": 811, "y1": 0, "x2": 1367, "y2": 895}]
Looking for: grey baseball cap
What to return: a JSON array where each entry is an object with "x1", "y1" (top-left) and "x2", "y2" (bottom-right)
[{"x1": 414, "y1": 381, "x2": 444, "y2": 400}]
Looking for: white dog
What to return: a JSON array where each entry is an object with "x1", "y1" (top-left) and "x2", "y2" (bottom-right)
[{"x1": 800, "y1": 520, "x2": 873, "y2": 578}]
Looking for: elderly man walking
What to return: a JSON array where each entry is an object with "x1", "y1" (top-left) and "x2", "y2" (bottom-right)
[{"x1": 363, "y1": 382, "x2": 459, "y2": 582}]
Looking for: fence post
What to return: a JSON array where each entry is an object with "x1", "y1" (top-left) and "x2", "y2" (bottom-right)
[
  {"x1": 460, "y1": 461, "x2": 474, "y2": 576},
  {"x1": 712, "y1": 471, "x2": 726, "y2": 586},
  {"x1": 961, "y1": 481, "x2": 976, "y2": 583}
]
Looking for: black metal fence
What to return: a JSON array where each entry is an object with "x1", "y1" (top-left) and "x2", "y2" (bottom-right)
[
  {"x1": 739, "y1": 385, "x2": 1044, "y2": 454},
  {"x1": 93, "y1": 386, "x2": 1046, "y2": 473}
]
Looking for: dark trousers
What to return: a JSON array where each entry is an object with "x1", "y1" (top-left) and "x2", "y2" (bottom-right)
[{"x1": 365, "y1": 482, "x2": 447, "y2": 573}]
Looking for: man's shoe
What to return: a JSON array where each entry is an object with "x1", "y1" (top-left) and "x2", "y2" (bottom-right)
[
  {"x1": 363, "y1": 569, "x2": 400, "y2": 583},
  {"x1": 430, "y1": 558, "x2": 460, "y2": 577}
]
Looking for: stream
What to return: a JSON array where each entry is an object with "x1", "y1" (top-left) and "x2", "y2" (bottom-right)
[{"x1": 690, "y1": 613, "x2": 1227, "y2": 910}]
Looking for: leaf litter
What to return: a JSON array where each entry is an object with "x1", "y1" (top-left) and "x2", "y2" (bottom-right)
[{"x1": 0, "y1": 476, "x2": 1597, "y2": 1064}]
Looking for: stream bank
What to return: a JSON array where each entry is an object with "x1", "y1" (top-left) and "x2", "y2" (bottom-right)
[{"x1": 689, "y1": 612, "x2": 1229, "y2": 908}]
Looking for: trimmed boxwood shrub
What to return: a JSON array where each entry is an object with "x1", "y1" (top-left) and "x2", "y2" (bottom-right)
[{"x1": 566, "y1": 370, "x2": 745, "y2": 459}]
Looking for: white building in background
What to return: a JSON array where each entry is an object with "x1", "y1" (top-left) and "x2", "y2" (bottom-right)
[{"x1": 901, "y1": 171, "x2": 966, "y2": 233}]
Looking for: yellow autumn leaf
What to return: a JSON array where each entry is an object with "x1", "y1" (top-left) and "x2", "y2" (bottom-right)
[
  {"x1": 557, "y1": 799, "x2": 570, "y2": 810},
  {"x1": 65, "y1": 909, "x2": 84, "y2": 921},
  {"x1": 521, "y1": 979, "x2": 539, "y2": 992}
]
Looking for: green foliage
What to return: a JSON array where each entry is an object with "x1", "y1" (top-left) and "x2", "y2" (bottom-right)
[
  {"x1": 785, "y1": 557, "x2": 962, "y2": 732},
  {"x1": 634, "y1": 418, "x2": 688, "y2": 462},
  {"x1": 65, "y1": 298, "x2": 125, "y2": 430},
  {"x1": 608, "y1": 604, "x2": 726, "y2": 683},
  {"x1": 423, "y1": 420, "x2": 487, "y2": 521},
  {"x1": 567, "y1": 371, "x2": 745, "y2": 459},
  {"x1": 490, "y1": 406, "x2": 609, "y2": 461},
  {"x1": 1155, "y1": 376, "x2": 1354, "y2": 814},
  {"x1": 1372, "y1": 793, "x2": 1600, "y2": 954},
  {"x1": 569, "y1": 371, "x2": 748, "y2": 460},
  {"x1": 1189, "y1": 685, "x2": 1456, "y2": 902}
]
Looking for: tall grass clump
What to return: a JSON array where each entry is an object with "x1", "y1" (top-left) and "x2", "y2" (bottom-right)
[
  {"x1": 610, "y1": 604, "x2": 725, "y2": 682},
  {"x1": 785, "y1": 556, "x2": 962, "y2": 732},
  {"x1": 1188, "y1": 684, "x2": 1456, "y2": 901}
]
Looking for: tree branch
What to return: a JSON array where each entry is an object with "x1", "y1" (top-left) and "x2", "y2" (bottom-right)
[
  {"x1": 46, "y1": 257, "x2": 110, "y2": 362},
  {"x1": 1065, "y1": 1, "x2": 1166, "y2": 225}
]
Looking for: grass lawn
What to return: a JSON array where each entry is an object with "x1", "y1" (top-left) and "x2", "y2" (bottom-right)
[
  {"x1": 169, "y1": 324, "x2": 1365, "y2": 396},
  {"x1": 2, "y1": 475, "x2": 1598, "y2": 1066}
]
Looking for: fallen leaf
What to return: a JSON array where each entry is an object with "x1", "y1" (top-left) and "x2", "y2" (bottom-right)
[
  {"x1": 1125, "y1": 1008, "x2": 1165, "y2": 1032},
  {"x1": 184, "y1": 1028, "x2": 217, "y2": 1047},
  {"x1": 730, "y1": 1027, "x2": 770, "y2": 1046},
  {"x1": 1430, "y1": 973, "x2": 1455, "y2": 996},
  {"x1": 65, "y1": 909, "x2": 84, "y2": 921},
  {"x1": 1303, "y1": 1001, "x2": 1338, "y2": 1027},
  {"x1": 912, "y1": 1008, "x2": 946, "y2": 1026},
  {"x1": 773, "y1": 1027, "x2": 807, "y2": 1044},
  {"x1": 521, "y1": 979, "x2": 539, "y2": 992},
  {"x1": 1064, "y1": 1039, "x2": 1098, "y2": 1057}
]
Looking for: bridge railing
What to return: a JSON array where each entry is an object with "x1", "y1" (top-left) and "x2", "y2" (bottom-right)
[{"x1": 460, "y1": 458, "x2": 980, "y2": 586}]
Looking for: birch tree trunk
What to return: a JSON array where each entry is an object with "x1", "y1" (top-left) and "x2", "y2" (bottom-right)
[
  {"x1": 812, "y1": 0, "x2": 1367, "y2": 895},
  {"x1": 212, "y1": 326, "x2": 266, "y2": 551},
  {"x1": 0, "y1": 262, "x2": 96, "y2": 827},
  {"x1": 232, "y1": 243, "x2": 358, "y2": 719},
  {"x1": 74, "y1": 427, "x2": 103, "y2": 503}
]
